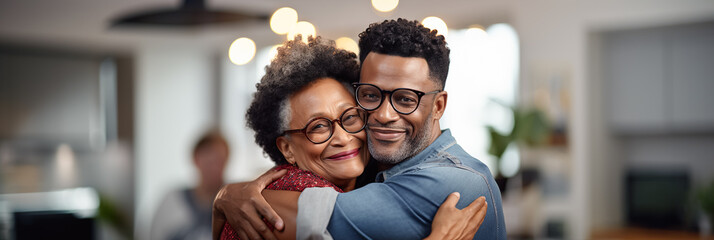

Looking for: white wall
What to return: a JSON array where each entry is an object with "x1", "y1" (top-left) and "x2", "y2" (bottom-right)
[
  {"x1": 509, "y1": 0, "x2": 714, "y2": 238},
  {"x1": 220, "y1": 46, "x2": 276, "y2": 182},
  {"x1": 134, "y1": 42, "x2": 214, "y2": 240}
]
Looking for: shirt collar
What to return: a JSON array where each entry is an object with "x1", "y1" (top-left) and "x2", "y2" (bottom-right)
[{"x1": 376, "y1": 129, "x2": 456, "y2": 182}]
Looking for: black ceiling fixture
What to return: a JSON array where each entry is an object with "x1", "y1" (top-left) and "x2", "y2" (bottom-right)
[{"x1": 110, "y1": 0, "x2": 268, "y2": 27}]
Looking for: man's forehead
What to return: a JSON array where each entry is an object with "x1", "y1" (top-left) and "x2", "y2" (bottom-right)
[{"x1": 360, "y1": 52, "x2": 433, "y2": 89}]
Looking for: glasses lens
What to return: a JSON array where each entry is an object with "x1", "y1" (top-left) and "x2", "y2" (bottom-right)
[
  {"x1": 305, "y1": 118, "x2": 332, "y2": 143},
  {"x1": 391, "y1": 89, "x2": 420, "y2": 113},
  {"x1": 356, "y1": 85, "x2": 382, "y2": 110},
  {"x1": 340, "y1": 108, "x2": 366, "y2": 133}
]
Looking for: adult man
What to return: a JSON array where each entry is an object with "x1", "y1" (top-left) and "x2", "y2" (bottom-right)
[{"x1": 214, "y1": 19, "x2": 505, "y2": 240}]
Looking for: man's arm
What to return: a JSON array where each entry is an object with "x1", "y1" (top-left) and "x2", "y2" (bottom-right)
[
  {"x1": 212, "y1": 169, "x2": 287, "y2": 240},
  {"x1": 324, "y1": 167, "x2": 501, "y2": 239}
]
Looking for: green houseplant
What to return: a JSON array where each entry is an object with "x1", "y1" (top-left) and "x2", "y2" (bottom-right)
[
  {"x1": 698, "y1": 180, "x2": 714, "y2": 233},
  {"x1": 486, "y1": 102, "x2": 550, "y2": 187}
]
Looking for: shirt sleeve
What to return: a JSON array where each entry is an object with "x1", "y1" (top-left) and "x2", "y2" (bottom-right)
[
  {"x1": 296, "y1": 187, "x2": 339, "y2": 240},
  {"x1": 326, "y1": 167, "x2": 500, "y2": 239}
]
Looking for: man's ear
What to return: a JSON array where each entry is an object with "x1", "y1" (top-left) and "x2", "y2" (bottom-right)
[
  {"x1": 431, "y1": 90, "x2": 448, "y2": 120},
  {"x1": 276, "y1": 136, "x2": 296, "y2": 165}
]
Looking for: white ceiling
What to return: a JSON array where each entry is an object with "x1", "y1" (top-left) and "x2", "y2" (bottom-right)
[{"x1": 0, "y1": 0, "x2": 510, "y2": 53}]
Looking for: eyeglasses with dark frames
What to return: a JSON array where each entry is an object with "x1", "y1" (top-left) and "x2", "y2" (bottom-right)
[
  {"x1": 282, "y1": 107, "x2": 367, "y2": 144},
  {"x1": 352, "y1": 83, "x2": 441, "y2": 115}
]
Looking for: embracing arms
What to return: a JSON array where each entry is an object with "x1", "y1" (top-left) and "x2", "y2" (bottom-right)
[{"x1": 212, "y1": 169, "x2": 488, "y2": 240}]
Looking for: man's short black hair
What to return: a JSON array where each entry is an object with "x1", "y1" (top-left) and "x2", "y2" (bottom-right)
[{"x1": 358, "y1": 18, "x2": 450, "y2": 89}]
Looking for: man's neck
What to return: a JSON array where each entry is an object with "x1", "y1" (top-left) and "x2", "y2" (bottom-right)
[
  {"x1": 427, "y1": 122, "x2": 443, "y2": 148},
  {"x1": 377, "y1": 163, "x2": 395, "y2": 172}
]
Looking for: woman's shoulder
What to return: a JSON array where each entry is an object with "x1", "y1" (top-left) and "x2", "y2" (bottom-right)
[{"x1": 266, "y1": 164, "x2": 343, "y2": 193}]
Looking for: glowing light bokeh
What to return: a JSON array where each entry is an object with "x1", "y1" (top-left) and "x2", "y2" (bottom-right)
[
  {"x1": 371, "y1": 0, "x2": 399, "y2": 12},
  {"x1": 228, "y1": 37, "x2": 256, "y2": 65},
  {"x1": 421, "y1": 16, "x2": 448, "y2": 38},
  {"x1": 335, "y1": 37, "x2": 359, "y2": 55},
  {"x1": 287, "y1": 21, "x2": 316, "y2": 43},
  {"x1": 268, "y1": 44, "x2": 281, "y2": 60},
  {"x1": 270, "y1": 7, "x2": 298, "y2": 35}
]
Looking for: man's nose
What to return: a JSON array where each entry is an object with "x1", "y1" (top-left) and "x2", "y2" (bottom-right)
[{"x1": 371, "y1": 97, "x2": 400, "y2": 124}]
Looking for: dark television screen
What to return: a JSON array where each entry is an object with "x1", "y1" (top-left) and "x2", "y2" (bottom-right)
[
  {"x1": 13, "y1": 211, "x2": 95, "y2": 240},
  {"x1": 626, "y1": 170, "x2": 689, "y2": 229}
]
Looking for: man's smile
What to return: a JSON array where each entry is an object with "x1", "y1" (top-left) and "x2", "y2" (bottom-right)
[{"x1": 368, "y1": 126, "x2": 407, "y2": 142}]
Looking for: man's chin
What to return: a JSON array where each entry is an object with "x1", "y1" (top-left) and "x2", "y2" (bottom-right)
[
  {"x1": 367, "y1": 141, "x2": 406, "y2": 164},
  {"x1": 368, "y1": 137, "x2": 403, "y2": 152}
]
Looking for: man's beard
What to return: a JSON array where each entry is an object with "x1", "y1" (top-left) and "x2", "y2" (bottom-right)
[{"x1": 367, "y1": 113, "x2": 434, "y2": 165}]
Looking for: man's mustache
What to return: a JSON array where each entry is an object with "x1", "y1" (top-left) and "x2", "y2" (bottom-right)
[{"x1": 367, "y1": 122, "x2": 410, "y2": 131}]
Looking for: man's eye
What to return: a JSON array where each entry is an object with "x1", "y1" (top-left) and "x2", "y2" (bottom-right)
[
  {"x1": 397, "y1": 97, "x2": 417, "y2": 103},
  {"x1": 362, "y1": 93, "x2": 379, "y2": 99}
]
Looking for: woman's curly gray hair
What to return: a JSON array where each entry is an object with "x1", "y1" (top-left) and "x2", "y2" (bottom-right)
[{"x1": 246, "y1": 36, "x2": 360, "y2": 165}]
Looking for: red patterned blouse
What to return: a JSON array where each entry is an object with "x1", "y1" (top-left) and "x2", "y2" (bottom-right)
[{"x1": 219, "y1": 164, "x2": 344, "y2": 240}]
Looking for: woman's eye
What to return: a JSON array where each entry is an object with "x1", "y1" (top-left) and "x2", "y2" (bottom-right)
[{"x1": 311, "y1": 124, "x2": 326, "y2": 130}]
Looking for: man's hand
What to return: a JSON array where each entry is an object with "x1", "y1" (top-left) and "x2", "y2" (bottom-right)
[
  {"x1": 212, "y1": 169, "x2": 287, "y2": 240},
  {"x1": 424, "y1": 193, "x2": 487, "y2": 240}
]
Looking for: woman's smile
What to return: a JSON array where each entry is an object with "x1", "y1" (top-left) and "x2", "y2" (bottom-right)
[{"x1": 326, "y1": 148, "x2": 361, "y2": 161}]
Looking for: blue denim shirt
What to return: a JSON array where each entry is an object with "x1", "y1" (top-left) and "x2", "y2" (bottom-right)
[{"x1": 297, "y1": 129, "x2": 506, "y2": 239}]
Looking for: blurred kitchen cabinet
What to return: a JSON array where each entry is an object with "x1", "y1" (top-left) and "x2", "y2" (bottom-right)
[
  {"x1": 604, "y1": 29, "x2": 668, "y2": 133},
  {"x1": 669, "y1": 26, "x2": 714, "y2": 131},
  {"x1": 603, "y1": 21, "x2": 714, "y2": 134}
]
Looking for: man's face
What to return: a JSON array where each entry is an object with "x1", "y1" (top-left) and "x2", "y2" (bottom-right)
[{"x1": 359, "y1": 52, "x2": 442, "y2": 164}]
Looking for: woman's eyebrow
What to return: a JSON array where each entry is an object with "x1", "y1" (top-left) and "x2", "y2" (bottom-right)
[{"x1": 304, "y1": 103, "x2": 356, "y2": 120}]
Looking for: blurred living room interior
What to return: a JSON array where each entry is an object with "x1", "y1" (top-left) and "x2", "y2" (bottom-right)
[{"x1": 1, "y1": 0, "x2": 714, "y2": 239}]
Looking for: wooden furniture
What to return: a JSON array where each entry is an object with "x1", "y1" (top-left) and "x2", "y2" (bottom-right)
[{"x1": 592, "y1": 228, "x2": 710, "y2": 240}]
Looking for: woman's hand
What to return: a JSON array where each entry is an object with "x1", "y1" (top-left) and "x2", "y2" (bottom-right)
[
  {"x1": 212, "y1": 169, "x2": 287, "y2": 240},
  {"x1": 424, "y1": 193, "x2": 487, "y2": 240}
]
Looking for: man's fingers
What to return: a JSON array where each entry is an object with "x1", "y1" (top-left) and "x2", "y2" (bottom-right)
[
  {"x1": 259, "y1": 206, "x2": 284, "y2": 231},
  {"x1": 236, "y1": 210, "x2": 264, "y2": 240},
  {"x1": 251, "y1": 169, "x2": 286, "y2": 231},
  {"x1": 234, "y1": 206, "x2": 265, "y2": 239},
  {"x1": 245, "y1": 196, "x2": 279, "y2": 240},
  {"x1": 256, "y1": 169, "x2": 287, "y2": 187},
  {"x1": 236, "y1": 230, "x2": 249, "y2": 240}
]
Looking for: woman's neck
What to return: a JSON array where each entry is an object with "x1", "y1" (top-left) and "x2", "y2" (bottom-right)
[{"x1": 337, "y1": 178, "x2": 357, "y2": 192}]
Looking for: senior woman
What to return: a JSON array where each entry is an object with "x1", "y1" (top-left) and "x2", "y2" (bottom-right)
[{"x1": 217, "y1": 36, "x2": 485, "y2": 240}]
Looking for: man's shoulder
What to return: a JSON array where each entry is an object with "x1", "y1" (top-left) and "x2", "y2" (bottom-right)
[{"x1": 418, "y1": 144, "x2": 494, "y2": 179}]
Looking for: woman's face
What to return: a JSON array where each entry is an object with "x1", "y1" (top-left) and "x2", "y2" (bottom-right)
[{"x1": 277, "y1": 78, "x2": 369, "y2": 191}]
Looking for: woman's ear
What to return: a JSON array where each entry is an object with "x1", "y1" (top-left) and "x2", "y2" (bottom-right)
[
  {"x1": 276, "y1": 136, "x2": 295, "y2": 165},
  {"x1": 431, "y1": 91, "x2": 448, "y2": 120}
]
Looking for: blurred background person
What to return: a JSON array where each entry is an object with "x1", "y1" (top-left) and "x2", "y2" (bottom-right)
[{"x1": 151, "y1": 130, "x2": 230, "y2": 240}]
